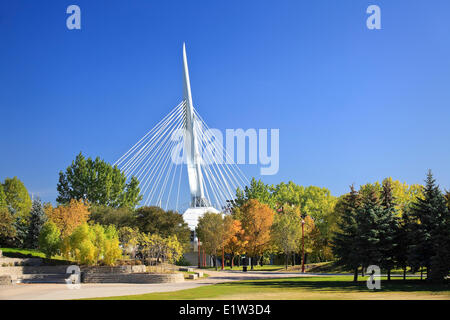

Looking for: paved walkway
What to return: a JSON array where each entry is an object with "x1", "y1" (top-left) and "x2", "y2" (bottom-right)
[{"x1": 0, "y1": 270, "x2": 318, "y2": 300}]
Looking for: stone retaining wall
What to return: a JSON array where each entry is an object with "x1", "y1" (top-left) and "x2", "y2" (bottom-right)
[
  {"x1": 0, "y1": 266, "x2": 69, "y2": 279},
  {"x1": 0, "y1": 257, "x2": 43, "y2": 266},
  {"x1": 0, "y1": 275, "x2": 12, "y2": 285},
  {"x1": 81, "y1": 265, "x2": 146, "y2": 274},
  {"x1": 82, "y1": 272, "x2": 184, "y2": 283}
]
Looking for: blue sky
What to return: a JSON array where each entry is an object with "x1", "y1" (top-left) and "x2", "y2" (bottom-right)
[{"x1": 1, "y1": 0, "x2": 449, "y2": 206}]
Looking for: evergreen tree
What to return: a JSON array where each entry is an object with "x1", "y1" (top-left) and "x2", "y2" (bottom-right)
[
  {"x1": 10, "y1": 206, "x2": 28, "y2": 248},
  {"x1": 332, "y1": 185, "x2": 362, "y2": 282},
  {"x1": 379, "y1": 179, "x2": 400, "y2": 281},
  {"x1": 26, "y1": 199, "x2": 47, "y2": 249},
  {"x1": 396, "y1": 211, "x2": 412, "y2": 280},
  {"x1": 407, "y1": 170, "x2": 450, "y2": 281},
  {"x1": 355, "y1": 189, "x2": 385, "y2": 275}
]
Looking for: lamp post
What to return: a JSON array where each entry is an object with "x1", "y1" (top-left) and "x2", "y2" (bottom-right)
[
  {"x1": 197, "y1": 240, "x2": 201, "y2": 268},
  {"x1": 301, "y1": 219, "x2": 305, "y2": 273}
]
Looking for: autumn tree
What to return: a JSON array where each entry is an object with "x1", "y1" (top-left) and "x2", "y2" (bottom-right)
[
  {"x1": 0, "y1": 184, "x2": 6, "y2": 208},
  {"x1": 118, "y1": 226, "x2": 141, "y2": 259},
  {"x1": 224, "y1": 219, "x2": 246, "y2": 268},
  {"x1": 234, "y1": 199, "x2": 275, "y2": 269},
  {"x1": 47, "y1": 199, "x2": 90, "y2": 237},
  {"x1": 0, "y1": 207, "x2": 16, "y2": 246},
  {"x1": 57, "y1": 152, "x2": 142, "y2": 209}
]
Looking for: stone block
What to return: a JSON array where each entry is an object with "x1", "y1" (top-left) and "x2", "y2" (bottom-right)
[{"x1": 0, "y1": 275, "x2": 12, "y2": 285}]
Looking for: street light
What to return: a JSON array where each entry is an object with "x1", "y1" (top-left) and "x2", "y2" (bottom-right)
[{"x1": 301, "y1": 219, "x2": 305, "y2": 273}]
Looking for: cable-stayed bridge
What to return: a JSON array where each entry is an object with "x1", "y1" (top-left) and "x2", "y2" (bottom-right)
[{"x1": 114, "y1": 44, "x2": 248, "y2": 231}]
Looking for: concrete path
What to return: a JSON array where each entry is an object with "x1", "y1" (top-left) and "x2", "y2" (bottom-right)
[{"x1": 0, "y1": 270, "x2": 318, "y2": 300}]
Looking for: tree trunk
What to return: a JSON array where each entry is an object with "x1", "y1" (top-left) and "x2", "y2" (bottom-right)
[
  {"x1": 403, "y1": 266, "x2": 406, "y2": 281},
  {"x1": 353, "y1": 267, "x2": 358, "y2": 282},
  {"x1": 387, "y1": 269, "x2": 391, "y2": 281},
  {"x1": 420, "y1": 267, "x2": 423, "y2": 280},
  {"x1": 361, "y1": 265, "x2": 365, "y2": 277},
  {"x1": 251, "y1": 257, "x2": 254, "y2": 270},
  {"x1": 285, "y1": 253, "x2": 288, "y2": 270},
  {"x1": 231, "y1": 254, "x2": 234, "y2": 269},
  {"x1": 214, "y1": 253, "x2": 218, "y2": 271}
]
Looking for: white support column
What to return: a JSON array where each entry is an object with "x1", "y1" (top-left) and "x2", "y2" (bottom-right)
[{"x1": 182, "y1": 43, "x2": 207, "y2": 207}]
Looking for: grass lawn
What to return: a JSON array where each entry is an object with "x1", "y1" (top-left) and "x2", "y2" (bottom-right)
[
  {"x1": 0, "y1": 247, "x2": 70, "y2": 262},
  {"x1": 202, "y1": 265, "x2": 285, "y2": 272},
  {"x1": 87, "y1": 276, "x2": 450, "y2": 300},
  {"x1": 1, "y1": 247, "x2": 48, "y2": 259}
]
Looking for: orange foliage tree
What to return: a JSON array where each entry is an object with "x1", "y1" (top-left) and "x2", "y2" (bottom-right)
[
  {"x1": 234, "y1": 199, "x2": 275, "y2": 269},
  {"x1": 46, "y1": 199, "x2": 90, "y2": 237},
  {"x1": 224, "y1": 218, "x2": 246, "y2": 268}
]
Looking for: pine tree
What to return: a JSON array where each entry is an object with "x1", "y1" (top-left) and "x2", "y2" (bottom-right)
[
  {"x1": 379, "y1": 179, "x2": 400, "y2": 281},
  {"x1": 332, "y1": 185, "x2": 362, "y2": 282},
  {"x1": 26, "y1": 199, "x2": 47, "y2": 249},
  {"x1": 355, "y1": 188, "x2": 385, "y2": 275},
  {"x1": 407, "y1": 170, "x2": 450, "y2": 281},
  {"x1": 10, "y1": 206, "x2": 28, "y2": 248}
]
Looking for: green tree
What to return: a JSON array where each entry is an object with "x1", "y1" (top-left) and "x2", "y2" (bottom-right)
[
  {"x1": 332, "y1": 185, "x2": 362, "y2": 282},
  {"x1": 26, "y1": 199, "x2": 47, "y2": 249},
  {"x1": 196, "y1": 212, "x2": 226, "y2": 270},
  {"x1": 378, "y1": 179, "x2": 400, "y2": 281},
  {"x1": 2, "y1": 177, "x2": 32, "y2": 219},
  {"x1": 272, "y1": 182, "x2": 337, "y2": 262},
  {"x1": 89, "y1": 205, "x2": 136, "y2": 228},
  {"x1": 38, "y1": 221, "x2": 61, "y2": 258},
  {"x1": 232, "y1": 178, "x2": 275, "y2": 208},
  {"x1": 407, "y1": 171, "x2": 450, "y2": 281},
  {"x1": 355, "y1": 188, "x2": 389, "y2": 276},
  {"x1": 271, "y1": 210, "x2": 301, "y2": 269},
  {"x1": 135, "y1": 206, "x2": 190, "y2": 250},
  {"x1": 57, "y1": 152, "x2": 142, "y2": 209}
]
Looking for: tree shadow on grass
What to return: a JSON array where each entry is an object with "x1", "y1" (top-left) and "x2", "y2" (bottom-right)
[{"x1": 216, "y1": 278, "x2": 450, "y2": 293}]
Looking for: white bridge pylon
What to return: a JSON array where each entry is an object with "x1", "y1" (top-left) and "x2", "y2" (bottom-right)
[{"x1": 114, "y1": 43, "x2": 248, "y2": 228}]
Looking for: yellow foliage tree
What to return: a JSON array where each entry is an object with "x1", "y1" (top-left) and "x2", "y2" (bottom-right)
[
  {"x1": 224, "y1": 218, "x2": 246, "y2": 268},
  {"x1": 235, "y1": 199, "x2": 275, "y2": 269},
  {"x1": 47, "y1": 199, "x2": 90, "y2": 237}
]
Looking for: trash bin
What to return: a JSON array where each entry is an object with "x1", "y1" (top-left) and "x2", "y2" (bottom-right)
[{"x1": 243, "y1": 266, "x2": 247, "y2": 272}]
